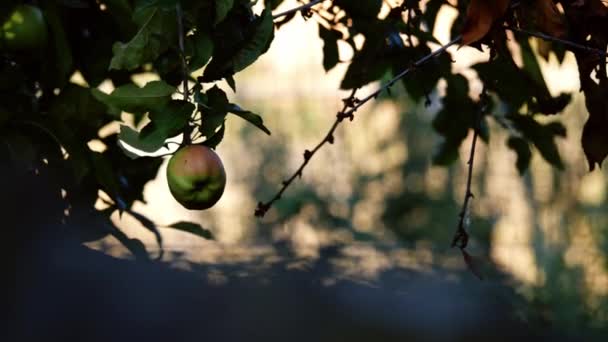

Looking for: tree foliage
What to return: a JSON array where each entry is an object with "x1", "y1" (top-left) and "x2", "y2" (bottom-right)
[{"x1": 1, "y1": 0, "x2": 607, "y2": 258}]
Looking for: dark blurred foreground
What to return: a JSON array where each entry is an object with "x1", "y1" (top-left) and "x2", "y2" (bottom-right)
[{"x1": 8, "y1": 163, "x2": 602, "y2": 342}]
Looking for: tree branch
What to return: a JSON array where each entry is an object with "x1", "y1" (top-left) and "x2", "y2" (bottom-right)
[
  {"x1": 176, "y1": 3, "x2": 192, "y2": 147},
  {"x1": 272, "y1": 0, "x2": 325, "y2": 20},
  {"x1": 255, "y1": 36, "x2": 462, "y2": 217},
  {"x1": 504, "y1": 25, "x2": 608, "y2": 58},
  {"x1": 451, "y1": 87, "x2": 489, "y2": 250}
]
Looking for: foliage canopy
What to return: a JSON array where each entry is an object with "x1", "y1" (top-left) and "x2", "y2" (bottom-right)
[{"x1": 1, "y1": 0, "x2": 607, "y2": 257}]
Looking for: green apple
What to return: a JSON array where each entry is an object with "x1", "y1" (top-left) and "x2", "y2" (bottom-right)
[
  {"x1": 0, "y1": 5, "x2": 47, "y2": 51},
  {"x1": 166, "y1": 144, "x2": 226, "y2": 210}
]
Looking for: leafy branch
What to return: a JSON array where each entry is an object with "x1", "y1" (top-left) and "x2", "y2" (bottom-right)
[
  {"x1": 176, "y1": 2, "x2": 192, "y2": 146},
  {"x1": 255, "y1": 35, "x2": 462, "y2": 217},
  {"x1": 451, "y1": 87, "x2": 489, "y2": 251}
]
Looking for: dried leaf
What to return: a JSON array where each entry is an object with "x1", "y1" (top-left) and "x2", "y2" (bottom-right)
[
  {"x1": 563, "y1": 0, "x2": 608, "y2": 170},
  {"x1": 461, "y1": 0, "x2": 510, "y2": 46},
  {"x1": 533, "y1": 0, "x2": 566, "y2": 37},
  {"x1": 581, "y1": 79, "x2": 608, "y2": 171}
]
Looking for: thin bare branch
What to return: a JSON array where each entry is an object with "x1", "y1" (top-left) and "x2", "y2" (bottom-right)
[
  {"x1": 451, "y1": 87, "x2": 489, "y2": 250},
  {"x1": 176, "y1": 3, "x2": 192, "y2": 147},
  {"x1": 255, "y1": 36, "x2": 462, "y2": 217},
  {"x1": 505, "y1": 25, "x2": 608, "y2": 58},
  {"x1": 273, "y1": 0, "x2": 325, "y2": 20}
]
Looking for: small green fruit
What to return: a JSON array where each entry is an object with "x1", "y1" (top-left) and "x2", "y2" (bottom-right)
[
  {"x1": 166, "y1": 145, "x2": 226, "y2": 210},
  {"x1": 0, "y1": 5, "x2": 47, "y2": 51}
]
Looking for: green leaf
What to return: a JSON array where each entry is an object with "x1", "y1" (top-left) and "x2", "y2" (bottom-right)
[
  {"x1": 187, "y1": 30, "x2": 214, "y2": 71},
  {"x1": 109, "y1": 7, "x2": 177, "y2": 70},
  {"x1": 201, "y1": 5, "x2": 274, "y2": 82},
  {"x1": 166, "y1": 221, "x2": 214, "y2": 240},
  {"x1": 232, "y1": 9, "x2": 274, "y2": 73},
  {"x1": 117, "y1": 100, "x2": 194, "y2": 159},
  {"x1": 145, "y1": 99, "x2": 194, "y2": 136},
  {"x1": 215, "y1": 0, "x2": 234, "y2": 25},
  {"x1": 118, "y1": 125, "x2": 166, "y2": 157},
  {"x1": 229, "y1": 104, "x2": 271, "y2": 135},
  {"x1": 92, "y1": 80, "x2": 176, "y2": 116},
  {"x1": 507, "y1": 136, "x2": 532, "y2": 175},
  {"x1": 319, "y1": 24, "x2": 339, "y2": 72}
]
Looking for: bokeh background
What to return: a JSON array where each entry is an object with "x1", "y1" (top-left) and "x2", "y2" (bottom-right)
[{"x1": 78, "y1": 0, "x2": 607, "y2": 337}]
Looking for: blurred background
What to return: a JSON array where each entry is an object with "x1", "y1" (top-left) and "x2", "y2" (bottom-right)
[{"x1": 51, "y1": 0, "x2": 608, "y2": 339}]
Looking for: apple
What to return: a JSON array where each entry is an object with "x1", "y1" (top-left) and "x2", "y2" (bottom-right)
[
  {"x1": 0, "y1": 4, "x2": 47, "y2": 51},
  {"x1": 166, "y1": 145, "x2": 226, "y2": 210}
]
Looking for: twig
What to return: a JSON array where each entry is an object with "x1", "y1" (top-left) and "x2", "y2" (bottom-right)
[
  {"x1": 451, "y1": 87, "x2": 489, "y2": 249},
  {"x1": 255, "y1": 36, "x2": 462, "y2": 217},
  {"x1": 504, "y1": 25, "x2": 608, "y2": 58},
  {"x1": 12, "y1": 120, "x2": 66, "y2": 157},
  {"x1": 255, "y1": 89, "x2": 357, "y2": 217},
  {"x1": 272, "y1": 0, "x2": 325, "y2": 20},
  {"x1": 340, "y1": 36, "x2": 461, "y2": 119},
  {"x1": 176, "y1": 3, "x2": 192, "y2": 147}
]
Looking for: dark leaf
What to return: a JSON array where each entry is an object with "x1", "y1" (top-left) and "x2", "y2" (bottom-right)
[
  {"x1": 215, "y1": 0, "x2": 235, "y2": 25},
  {"x1": 118, "y1": 125, "x2": 166, "y2": 157},
  {"x1": 319, "y1": 24, "x2": 340, "y2": 72},
  {"x1": 231, "y1": 9, "x2": 274, "y2": 73},
  {"x1": 203, "y1": 123, "x2": 225, "y2": 149},
  {"x1": 507, "y1": 136, "x2": 532, "y2": 174},
  {"x1": 581, "y1": 80, "x2": 608, "y2": 171},
  {"x1": 40, "y1": 3, "x2": 74, "y2": 88},
  {"x1": 145, "y1": 100, "x2": 195, "y2": 138},
  {"x1": 199, "y1": 86, "x2": 229, "y2": 138},
  {"x1": 166, "y1": 221, "x2": 214, "y2": 240},
  {"x1": 225, "y1": 75, "x2": 236, "y2": 92},
  {"x1": 187, "y1": 30, "x2": 214, "y2": 71},
  {"x1": 432, "y1": 139, "x2": 460, "y2": 166},
  {"x1": 508, "y1": 113, "x2": 565, "y2": 169},
  {"x1": 334, "y1": 0, "x2": 382, "y2": 19},
  {"x1": 229, "y1": 104, "x2": 271, "y2": 135},
  {"x1": 109, "y1": 6, "x2": 177, "y2": 70},
  {"x1": 92, "y1": 80, "x2": 176, "y2": 116}
]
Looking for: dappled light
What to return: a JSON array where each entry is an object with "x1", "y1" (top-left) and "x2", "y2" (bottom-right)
[{"x1": 7, "y1": 0, "x2": 608, "y2": 340}]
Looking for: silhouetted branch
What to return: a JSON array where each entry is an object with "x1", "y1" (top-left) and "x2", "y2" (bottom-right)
[
  {"x1": 255, "y1": 36, "x2": 462, "y2": 217},
  {"x1": 176, "y1": 3, "x2": 192, "y2": 147},
  {"x1": 505, "y1": 25, "x2": 608, "y2": 58},
  {"x1": 273, "y1": 0, "x2": 325, "y2": 20},
  {"x1": 451, "y1": 87, "x2": 489, "y2": 250}
]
